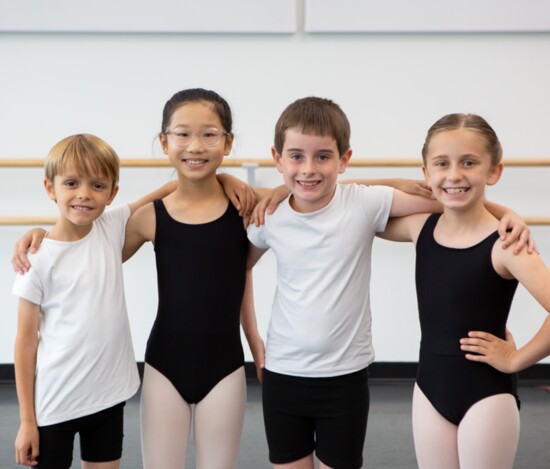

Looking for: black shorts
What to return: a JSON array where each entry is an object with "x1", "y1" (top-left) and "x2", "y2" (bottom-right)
[
  {"x1": 262, "y1": 367, "x2": 369, "y2": 469},
  {"x1": 35, "y1": 402, "x2": 125, "y2": 469}
]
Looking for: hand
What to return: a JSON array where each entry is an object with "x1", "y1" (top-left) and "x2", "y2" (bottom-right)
[
  {"x1": 460, "y1": 329, "x2": 518, "y2": 373},
  {"x1": 498, "y1": 212, "x2": 536, "y2": 254},
  {"x1": 15, "y1": 423, "x2": 39, "y2": 466},
  {"x1": 218, "y1": 173, "x2": 256, "y2": 217},
  {"x1": 250, "y1": 185, "x2": 290, "y2": 227},
  {"x1": 249, "y1": 337, "x2": 266, "y2": 383},
  {"x1": 12, "y1": 229, "x2": 47, "y2": 274},
  {"x1": 393, "y1": 179, "x2": 434, "y2": 199}
]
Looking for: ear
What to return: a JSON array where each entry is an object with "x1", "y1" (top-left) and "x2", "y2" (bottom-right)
[
  {"x1": 224, "y1": 133, "x2": 234, "y2": 156},
  {"x1": 159, "y1": 133, "x2": 168, "y2": 155},
  {"x1": 486, "y1": 163, "x2": 503, "y2": 186},
  {"x1": 422, "y1": 165, "x2": 431, "y2": 187},
  {"x1": 44, "y1": 178, "x2": 57, "y2": 203},
  {"x1": 272, "y1": 146, "x2": 284, "y2": 174},
  {"x1": 106, "y1": 184, "x2": 119, "y2": 206},
  {"x1": 338, "y1": 148, "x2": 352, "y2": 174}
]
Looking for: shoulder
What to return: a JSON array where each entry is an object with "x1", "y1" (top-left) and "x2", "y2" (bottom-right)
[{"x1": 99, "y1": 204, "x2": 131, "y2": 227}]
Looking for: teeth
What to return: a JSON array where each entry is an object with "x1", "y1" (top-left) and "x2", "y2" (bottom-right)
[
  {"x1": 445, "y1": 188, "x2": 467, "y2": 194},
  {"x1": 184, "y1": 159, "x2": 206, "y2": 165},
  {"x1": 299, "y1": 181, "x2": 318, "y2": 187},
  {"x1": 72, "y1": 205, "x2": 92, "y2": 211}
]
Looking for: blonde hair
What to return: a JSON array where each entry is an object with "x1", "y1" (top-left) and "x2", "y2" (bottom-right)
[{"x1": 44, "y1": 134, "x2": 120, "y2": 188}]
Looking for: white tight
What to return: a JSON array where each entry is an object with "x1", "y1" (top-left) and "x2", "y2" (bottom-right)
[
  {"x1": 412, "y1": 383, "x2": 520, "y2": 469},
  {"x1": 140, "y1": 364, "x2": 246, "y2": 469}
]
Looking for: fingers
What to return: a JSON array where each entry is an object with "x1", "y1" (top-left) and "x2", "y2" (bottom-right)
[
  {"x1": 12, "y1": 254, "x2": 30, "y2": 274},
  {"x1": 416, "y1": 185, "x2": 434, "y2": 199}
]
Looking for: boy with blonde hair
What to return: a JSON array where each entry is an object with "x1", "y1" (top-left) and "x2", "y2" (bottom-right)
[{"x1": 13, "y1": 134, "x2": 176, "y2": 468}]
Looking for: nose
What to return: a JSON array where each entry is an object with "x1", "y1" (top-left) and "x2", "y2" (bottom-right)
[
  {"x1": 186, "y1": 133, "x2": 204, "y2": 152},
  {"x1": 448, "y1": 164, "x2": 462, "y2": 181},
  {"x1": 77, "y1": 185, "x2": 91, "y2": 199},
  {"x1": 301, "y1": 158, "x2": 316, "y2": 175}
]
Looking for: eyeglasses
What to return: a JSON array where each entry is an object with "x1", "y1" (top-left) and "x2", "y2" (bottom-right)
[{"x1": 163, "y1": 127, "x2": 229, "y2": 148}]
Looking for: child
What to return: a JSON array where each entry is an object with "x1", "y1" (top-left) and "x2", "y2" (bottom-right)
[
  {"x1": 12, "y1": 134, "x2": 178, "y2": 468},
  {"x1": 378, "y1": 113, "x2": 550, "y2": 469},
  {"x1": 119, "y1": 88, "x2": 266, "y2": 469},
  {"x1": 246, "y1": 98, "x2": 531, "y2": 469}
]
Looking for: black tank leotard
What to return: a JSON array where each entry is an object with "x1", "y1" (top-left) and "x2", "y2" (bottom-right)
[
  {"x1": 415, "y1": 214, "x2": 520, "y2": 425},
  {"x1": 145, "y1": 199, "x2": 247, "y2": 404}
]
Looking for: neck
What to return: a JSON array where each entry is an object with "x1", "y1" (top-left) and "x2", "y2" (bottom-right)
[{"x1": 48, "y1": 220, "x2": 93, "y2": 242}]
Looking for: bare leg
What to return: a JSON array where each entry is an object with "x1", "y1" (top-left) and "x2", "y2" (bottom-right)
[
  {"x1": 274, "y1": 454, "x2": 315, "y2": 469},
  {"x1": 141, "y1": 363, "x2": 192, "y2": 469},
  {"x1": 412, "y1": 384, "x2": 460, "y2": 469},
  {"x1": 457, "y1": 394, "x2": 519, "y2": 469},
  {"x1": 194, "y1": 367, "x2": 246, "y2": 469}
]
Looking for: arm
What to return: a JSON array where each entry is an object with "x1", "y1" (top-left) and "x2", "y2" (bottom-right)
[
  {"x1": 389, "y1": 189, "x2": 442, "y2": 218},
  {"x1": 342, "y1": 178, "x2": 433, "y2": 199},
  {"x1": 460, "y1": 246, "x2": 550, "y2": 373},
  {"x1": 122, "y1": 203, "x2": 155, "y2": 262},
  {"x1": 217, "y1": 173, "x2": 256, "y2": 217},
  {"x1": 14, "y1": 298, "x2": 40, "y2": 467},
  {"x1": 376, "y1": 213, "x2": 429, "y2": 243},
  {"x1": 240, "y1": 267, "x2": 265, "y2": 383},
  {"x1": 250, "y1": 185, "x2": 290, "y2": 227},
  {"x1": 485, "y1": 200, "x2": 535, "y2": 254}
]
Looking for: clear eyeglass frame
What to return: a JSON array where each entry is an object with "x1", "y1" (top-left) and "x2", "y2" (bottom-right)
[{"x1": 163, "y1": 127, "x2": 230, "y2": 148}]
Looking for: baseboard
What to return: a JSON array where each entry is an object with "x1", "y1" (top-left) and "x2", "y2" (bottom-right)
[{"x1": 3, "y1": 362, "x2": 550, "y2": 385}]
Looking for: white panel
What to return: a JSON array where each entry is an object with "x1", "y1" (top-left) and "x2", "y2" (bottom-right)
[
  {"x1": 0, "y1": 0, "x2": 296, "y2": 33},
  {"x1": 305, "y1": 0, "x2": 550, "y2": 32}
]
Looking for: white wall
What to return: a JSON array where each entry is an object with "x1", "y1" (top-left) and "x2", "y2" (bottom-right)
[{"x1": 1, "y1": 16, "x2": 550, "y2": 365}]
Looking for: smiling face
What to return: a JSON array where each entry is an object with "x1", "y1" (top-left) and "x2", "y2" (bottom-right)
[
  {"x1": 273, "y1": 128, "x2": 351, "y2": 213},
  {"x1": 422, "y1": 128, "x2": 503, "y2": 211},
  {"x1": 45, "y1": 164, "x2": 118, "y2": 237},
  {"x1": 160, "y1": 101, "x2": 233, "y2": 181}
]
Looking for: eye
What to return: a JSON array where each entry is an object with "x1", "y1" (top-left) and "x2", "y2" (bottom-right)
[
  {"x1": 433, "y1": 160, "x2": 447, "y2": 168},
  {"x1": 317, "y1": 154, "x2": 330, "y2": 161},
  {"x1": 175, "y1": 131, "x2": 191, "y2": 138},
  {"x1": 93, "y1": 182, "x2": 107, "y2": 190},
  {"x1": 64, "y1": 180, "x2": 77, "y2": 187},
  {"x1": 463, "y1": 160, "x2": 477, "y2": 167},
  {"x1": 289, "y1": 153, "x2": 303, "y2": 161}
]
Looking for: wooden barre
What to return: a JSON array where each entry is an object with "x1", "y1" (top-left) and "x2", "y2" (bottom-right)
[
  {"x1": 2, "y1": 158, "x2": 550, "y2": 168},
  {"x1": 1, "y1": 216, "x2": 549, "y2": 226}
]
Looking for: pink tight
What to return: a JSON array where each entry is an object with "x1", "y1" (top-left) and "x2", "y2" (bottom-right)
[
  {"x1": 140, "y1": 364, "x2": 246, "y2": 469},
  {"x1": 412, "y1": 383, "x2": 520, "y2": 469}
]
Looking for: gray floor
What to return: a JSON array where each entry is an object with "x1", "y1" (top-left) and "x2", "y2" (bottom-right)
[{"x1": 1, "y1": 380, "x2": 550, "y2": 468}]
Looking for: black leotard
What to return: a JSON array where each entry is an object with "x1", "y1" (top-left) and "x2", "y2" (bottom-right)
[
  {"x1": 415, "y1": 213, "x2": 520, "y2": 425},
  {"x1": 145, "y1": 199, "x2": 248, "y2": 404}
]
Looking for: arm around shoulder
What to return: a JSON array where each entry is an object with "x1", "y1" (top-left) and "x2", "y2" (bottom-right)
[
  {"x1": 123, "y1": 202, "x2": 155, "y2": 262},
  {"x1": 389, "y1": 189, "x2": 441, "y2": 218}
]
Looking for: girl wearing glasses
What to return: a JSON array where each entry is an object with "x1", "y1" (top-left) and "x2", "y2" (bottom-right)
[{"x1": 122, "y1": 88, "x2": 265, "y2": 468}]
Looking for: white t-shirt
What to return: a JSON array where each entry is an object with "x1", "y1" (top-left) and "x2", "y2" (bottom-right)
[
  {"x1": 12, "y1": 204, "x2": 140, "y2": 426},
  {"x1": 248, "y1": 183, "x2": 394, "y2": 377}
]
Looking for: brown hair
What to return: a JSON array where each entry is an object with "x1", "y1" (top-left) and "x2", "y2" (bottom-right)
[
  {"x1": 45, "y1": 134, "x2": 120, "y2": 188},
  {"x1": 422, "y1": 113, "x2": 502, "y2": 166},
  {"x1": 274, "y1": 97, "x2": 351, "y2": 157}
]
